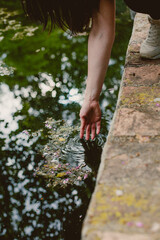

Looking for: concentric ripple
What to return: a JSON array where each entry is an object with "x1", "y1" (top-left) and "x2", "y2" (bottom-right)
[{"x1": 61, "y1": 133, "x2": 106, "y2": 172}]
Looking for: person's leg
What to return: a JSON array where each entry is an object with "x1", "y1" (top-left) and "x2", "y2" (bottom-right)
[{"x1": 124, "y1": 0, "x2": 160, "y2": 59}]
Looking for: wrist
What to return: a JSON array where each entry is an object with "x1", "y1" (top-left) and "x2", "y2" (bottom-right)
[
  {"x1": 84, "y1": 92, "x2": 99, "y2": 102},
  {"x1": 84, "y1": 86, "x2": 100, "y2": 102},
  {"x1": 84, "y1": 76, "x2": 103, "y2": 102}
]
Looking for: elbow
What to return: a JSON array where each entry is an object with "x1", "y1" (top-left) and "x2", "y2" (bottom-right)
[
  {"x1": 90, "y1": 23, "x2": 115, "y2": 47},
  {"x1": 90, "y1": 16, "x2": 115, "y2": 45}
]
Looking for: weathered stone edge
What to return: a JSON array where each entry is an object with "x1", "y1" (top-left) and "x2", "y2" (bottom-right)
[{"x1": 81, "y1": 13, "x2": 160, "y2": 240}]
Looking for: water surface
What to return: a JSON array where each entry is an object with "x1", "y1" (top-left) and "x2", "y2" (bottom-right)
[{"x1": 0, "y1": 1, "x2": 132, "y2": 239}]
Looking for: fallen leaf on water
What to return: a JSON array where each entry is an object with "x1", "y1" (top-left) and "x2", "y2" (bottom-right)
[
  {"x1": 58, "y1": 137, "x2": 66, "y2": 142},
  {"x1": 56, "y1": 172, "x2": 67, "y2": 178}
]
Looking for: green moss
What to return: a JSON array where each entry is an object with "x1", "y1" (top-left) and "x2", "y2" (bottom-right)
[
  {"x1": 88, "y1": 184, "x2": 153, "y2": 227},
  {"x1": 124, "y1": 78, "x2": 132, "y2": 85},
  {"x1": 121, "y1": 87, "x2": 159, "y2": 106}
]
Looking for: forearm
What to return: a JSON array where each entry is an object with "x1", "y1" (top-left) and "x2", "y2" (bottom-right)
[
  {"x1": 85, "y1": 27, "x2": 115, "y2": 100},
  {"x1": 85, "y1": 0, "x2": 115, "y2": 101}
]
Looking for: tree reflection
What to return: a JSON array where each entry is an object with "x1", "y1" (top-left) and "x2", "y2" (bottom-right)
[{"x1": 0, "y1": 1, "x2": 132, "y2": 239}]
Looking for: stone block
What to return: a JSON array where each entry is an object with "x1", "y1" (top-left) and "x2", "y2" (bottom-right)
[
  {"x1": 81, "y1": 13, "x2": 160, "y2": 240},
  {"x1": 100, "y1": 140, "x2": 160, "y2": 183},
  {"x1": 125, "y1": 52, "x2": 160, "y2": 66},
  {"x1": 120, "y1": 86, "x2": 160, "y2": 108},
  {"x1": 101, "y1": 232, "x2": 151, "y2": 240},
  {"x1": 112, "y1": 108, "x2": 160, "y2": 136},
  {"x1": 123, "y1": 66, "x2": 160, "y2": 86}
]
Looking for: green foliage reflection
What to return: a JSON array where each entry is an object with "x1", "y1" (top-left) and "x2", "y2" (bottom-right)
[{"x1": 0, "y1": 1, "x2": 132, "y2": 239}]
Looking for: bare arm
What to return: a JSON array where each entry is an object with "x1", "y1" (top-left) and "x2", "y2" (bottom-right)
[{"x1": 80, "y1": 0, "x2": 115, "y2": 140}]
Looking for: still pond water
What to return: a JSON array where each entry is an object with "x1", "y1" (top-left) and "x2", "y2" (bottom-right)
[{"x1": 0, "y1": 1, "x2": 132, "y2": 239}]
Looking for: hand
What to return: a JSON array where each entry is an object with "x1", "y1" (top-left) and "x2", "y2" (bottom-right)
[{"x1": 79, "y1": 99, "x2": 101, "y2": 140}]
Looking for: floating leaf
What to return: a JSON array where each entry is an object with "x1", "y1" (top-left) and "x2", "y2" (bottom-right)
[
  {"x1": 58, "y1": 137, "x2": 66, "y2": 142},
  {"x1": 56, "y1": 172, "x2": 67, "y2": 178}
]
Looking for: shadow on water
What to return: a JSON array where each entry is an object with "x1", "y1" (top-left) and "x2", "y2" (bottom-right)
[{"x1": 0, "y1": 1, "x2": 133, "y2": 239}]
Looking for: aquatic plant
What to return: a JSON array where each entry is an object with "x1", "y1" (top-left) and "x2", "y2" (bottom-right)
[{"x1": 23, "y1": 118, "x2": 92, "y2": 188}]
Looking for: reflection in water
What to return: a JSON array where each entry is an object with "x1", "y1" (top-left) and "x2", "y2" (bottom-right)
[
  {"x1": 63, "y1": 134, "x2": 105, "y2": 169},
  {"x1": 0, "y1": 1, "x2": 132, "y2": 239},
  {"x1": 34, "y1": 118, "x2": 106, "y2": 188}
]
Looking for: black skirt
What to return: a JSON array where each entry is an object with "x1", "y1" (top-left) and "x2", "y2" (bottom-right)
[{"x1": 124, "y1": 0, "x2": 160, "y2": 19}]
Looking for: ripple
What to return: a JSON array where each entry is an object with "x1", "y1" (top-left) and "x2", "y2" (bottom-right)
[
  {"x1": 62, "y1": 135, "x2": 85, "y2": 166},
  {"x1": 61, "y1": 133, "x2": 106, "y2": 171}
]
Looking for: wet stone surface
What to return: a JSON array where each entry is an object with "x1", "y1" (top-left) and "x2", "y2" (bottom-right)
[{"x1": 82, "y1": 13, "x2": 160, "y2": 240}]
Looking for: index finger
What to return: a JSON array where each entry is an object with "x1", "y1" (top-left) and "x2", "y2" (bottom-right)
[{"x1": 80, "y1": 117, "x2": 86, "y2": 139}]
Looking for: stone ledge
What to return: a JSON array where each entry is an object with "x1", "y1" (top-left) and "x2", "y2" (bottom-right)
[
  {"x1": 112, "y1": 108, "x2": 160, "y2": 136},
  {"x1": 81, "y1": 13, "x2": 160, "y2": 240},
  {"x1": 123, "y1": 65, "x2": 160, "y2": 87},
  {"x1": 91, "y1": 232, "x2": 151, "y2": 240}
]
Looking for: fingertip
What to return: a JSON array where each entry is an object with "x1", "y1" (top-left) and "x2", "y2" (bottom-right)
[
  {"x1": 96, "y1": 129, "x2": 100, "y2": 135},
  {"x1": 80, "y1": 118, "x2": 86, "y2": 139},
  {"x1": 96, "y1": 121, "x2": 101, "y2": 135},
  {"x1": 86, "y1": 133, "x2": 90, "y2": 141},
  {"x1": 80, "y1": 128, "x2": 85, "y2": 139},
  {"x1": 80, "y1": 134, "x2": 83, "y2": 139},
  {"x1": 91, "y1": 123, "x2": 96, "y2": 140},
  {"x1": 86, "y1": 124, "x2": 91, "y2": 141},
  {"x1": 85, "y1": 133, "x2": 90, "y2": 141}
]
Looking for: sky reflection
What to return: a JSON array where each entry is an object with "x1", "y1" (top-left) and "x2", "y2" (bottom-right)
[{"x1": 0, "y1": 1, "x2": 132, "y2": 239}]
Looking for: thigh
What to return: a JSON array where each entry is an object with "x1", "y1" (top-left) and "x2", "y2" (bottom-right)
[{"x1": 124, "y1": 0, "x2": 160, "y2": 19}]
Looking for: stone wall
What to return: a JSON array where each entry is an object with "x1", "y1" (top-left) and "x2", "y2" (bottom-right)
[{"x1": 81, "y1": 13, "x2": 160, "y2": 240}]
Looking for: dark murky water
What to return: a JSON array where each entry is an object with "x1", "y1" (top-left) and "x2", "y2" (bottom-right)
[{"x1": 0, "y1": 1, "x2": 132, "y2": 239}]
